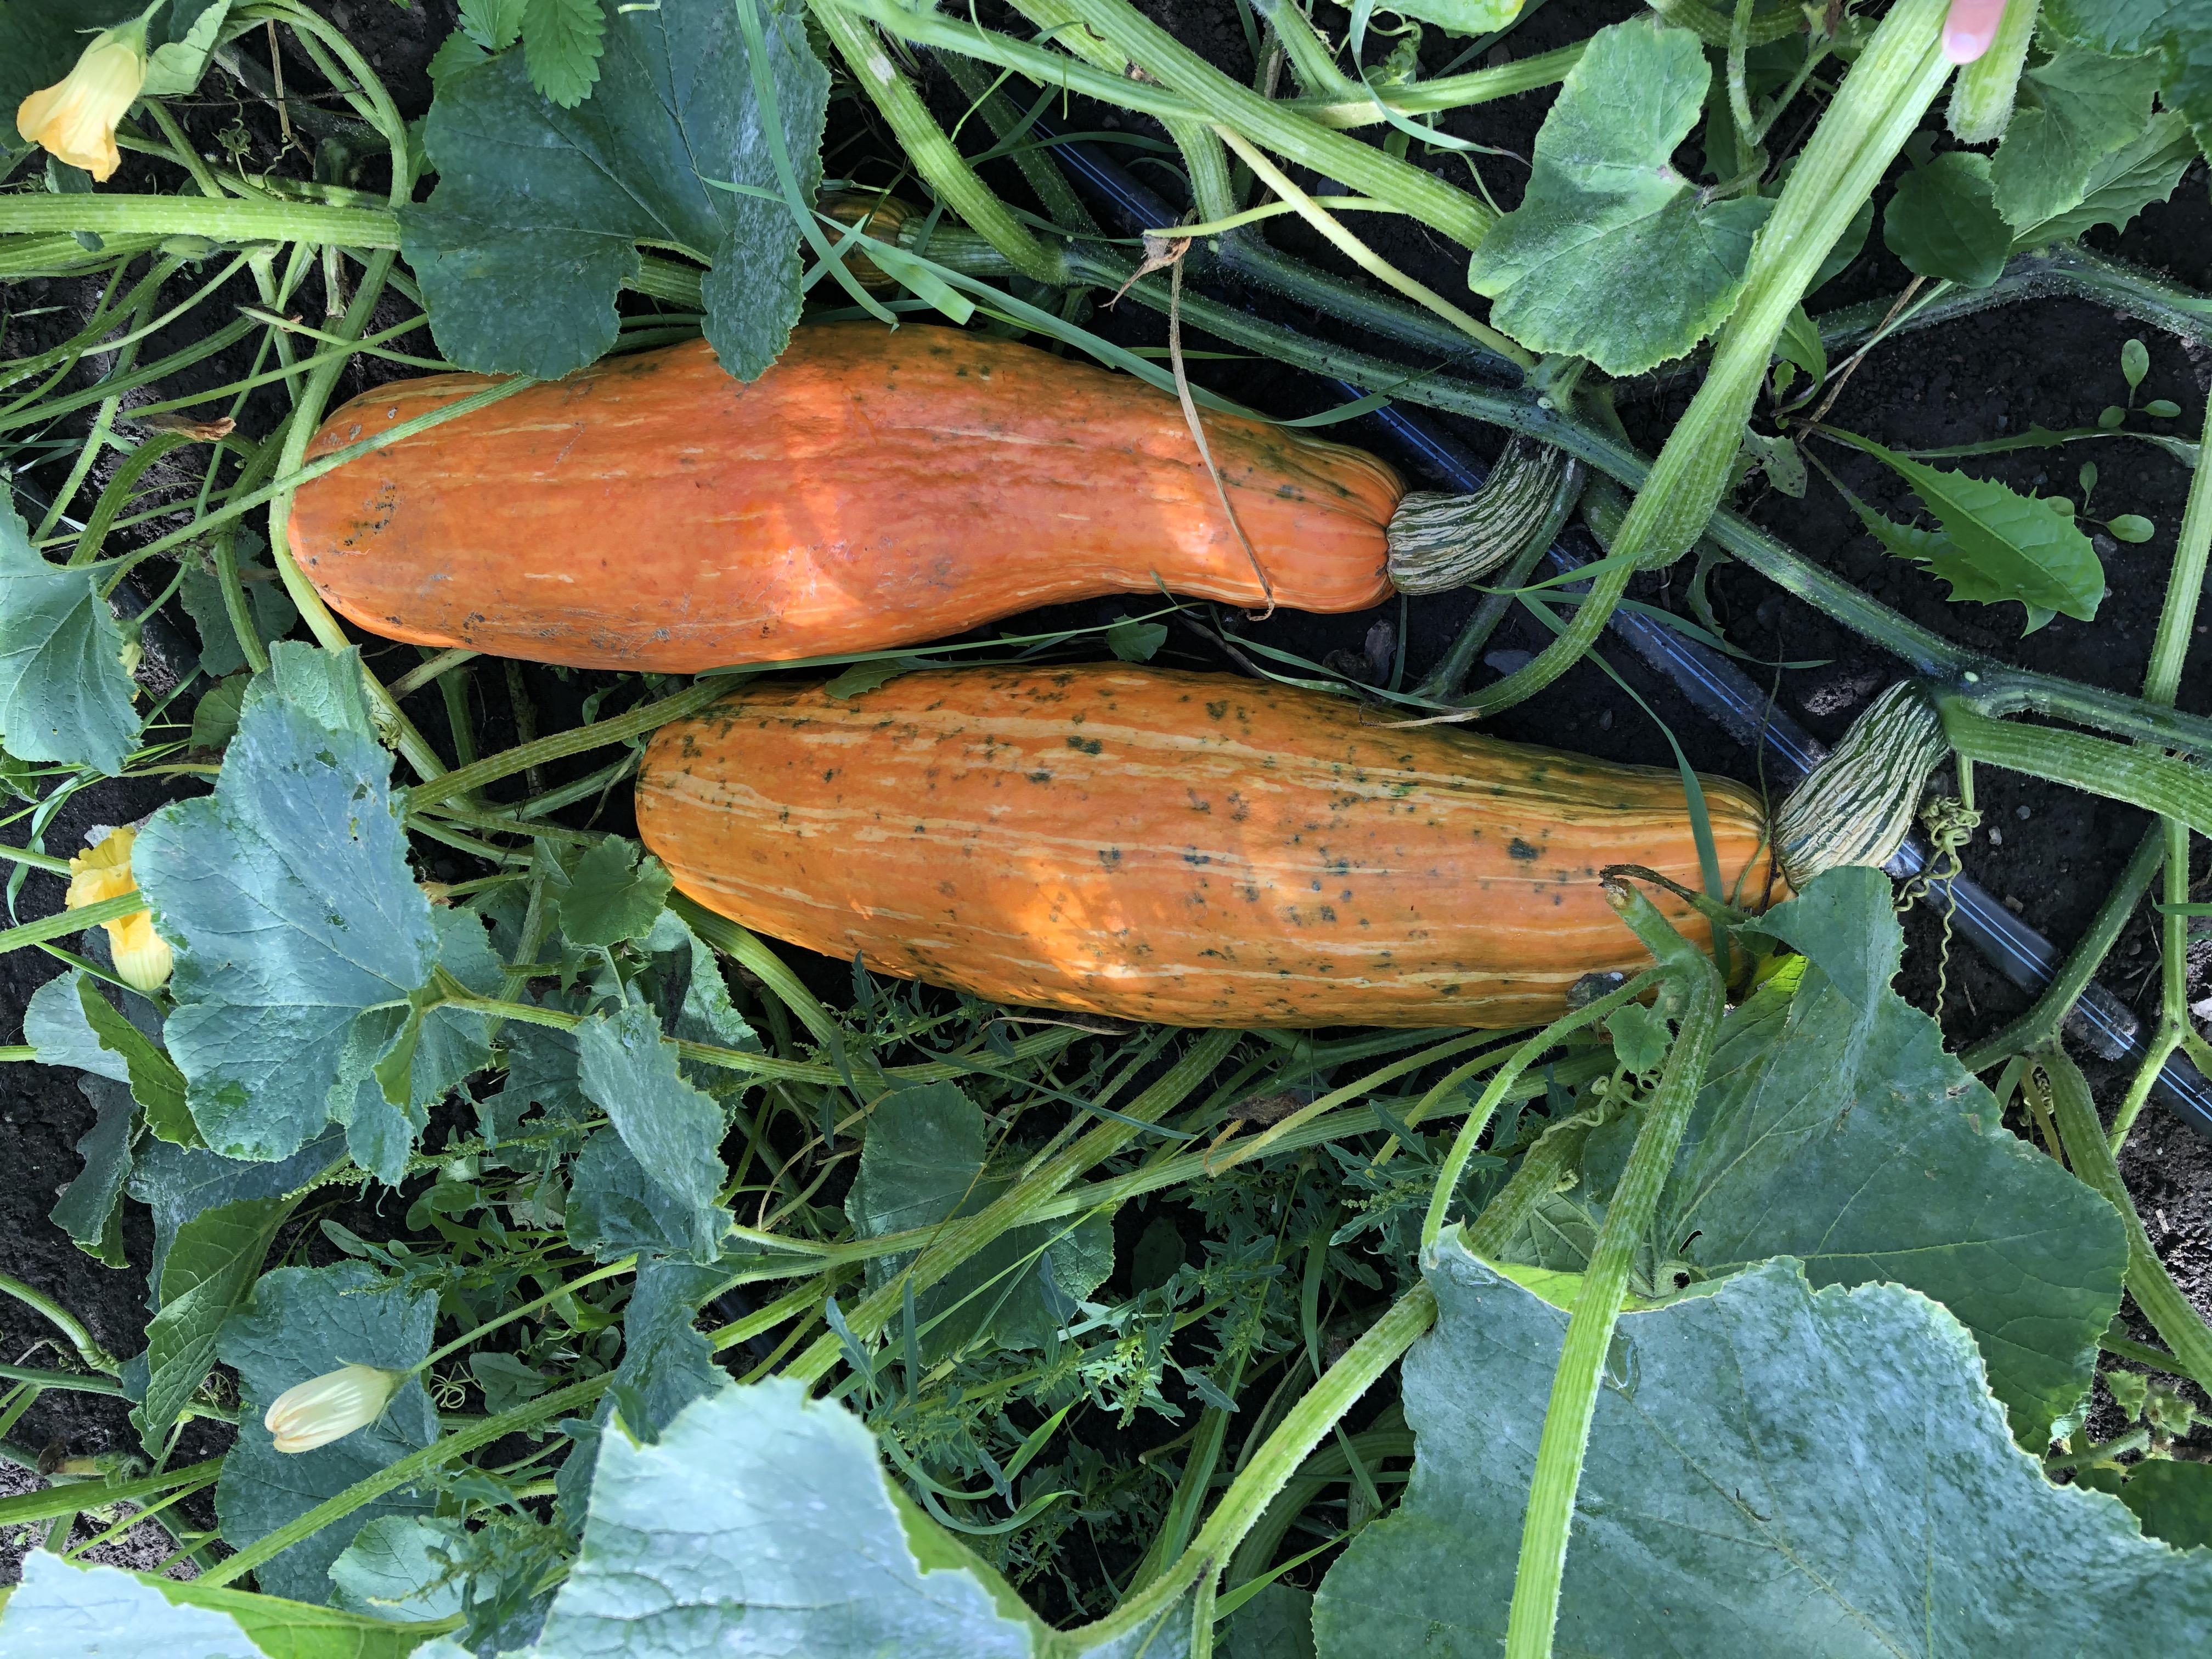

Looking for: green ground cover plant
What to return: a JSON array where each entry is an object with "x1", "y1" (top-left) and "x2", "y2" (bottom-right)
[{"x1": 3, "y1": 1, "x2": 2212, "y2": 1654}]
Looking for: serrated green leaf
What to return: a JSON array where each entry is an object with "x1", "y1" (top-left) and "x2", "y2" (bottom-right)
[
  {"x1": 1773, "y1": 302, "x2": 1826, "y2": 383},
  {"x1": 138, "y1": 0, "x2": 232, "y2": 96},
  {"x1": 1368, "y1": 0, "x2": 1520, "y2": 32},
  {"x1": 557, "y1": 837, "x2": 671, "y2": 947},
  {"x1": 0, "y1": 495, "x2": 141, "y2": 775},
  {"x1": 50, "y1": 1074, "x2": 133, "y2": 1267},
  {"x1": 189, "y1": 673, "x2": 249, "y2": 753},
  {"x1": 21, "y1": 970, "x2": 133, "y2": 1085},
  {"x1": 823, "y1": 657, "x2": 923, "y2": 699},
  {"x1": 521, "y1": 0, "x2": 604, "y2": 108},
  {"x1": 851, "y1": 1084, "x2": 1111, "y2": 1357},
  {"x1": 1227, "y1": 1583, "x2": 1316, "y2": 1659},
  {"x1": 127, "y1": 1128, "x2": 346, "y2": 1304},
  {"x1": 134, "y1": 1193, "x2": 294, "y2": 1453},
  {"x1": 2124, "y1": 1461, "x2": 2212, "y2": 1550},
  {"x1": 1604, "y1": 1001, "x2": 1671, "y2": 1074},
  {"x1": 2046, "y1": 1, "x2": 2212, "y2": 154},
  {"x1": 534, "y1": 1379, "x2": 1053, "y2": 1656},
  {"x1": 607, "y1": 1258, "x2": 726, "y2": 1441},
  {"x1": 330, "y1": 1515, "x2": 471, "y2": 1622},
  {"x1": 564, "y1": 1127, "x2": 705, "y2": 1261},
  {"x1": 215, "y1": 1262, "x2": 440, "y2": 1604},
  {"x1": 72, "y1": 972, "x2": 196, "y2": 1146},
  {"x1": 1883, "y1": 152, "x2": 2012, "y2": 287},
  {"x1": 1312, "y1": 1251, "x2": 2212, "y2": 1656},
  {"x1": 2011, "y1": 109, "x2": 2199, "y2": 247},
  {"x1": 402, "y1": 0, "x2": 828, "y2": 380},
  {"x1": 640, "y1": 909, "x2": 758, "y2": 1056},
  {"x1": 1465, "y1": 16, "x2": 1770, "y2": 375},
  {"x1": 573, "y1": 1002, "x2": 729, "y2": 1261},
  {"x1": 459, "y1": 0, "x2": 527, "y2": 50},
  {"x1": 1834, "y1": 432, "x2": 2105, "y2": 631},
  {"x1": 134, "y1": 643, "x2": 444, "y2": 1162},
  {"x1": 178, "y1": 558, "x2": 297, "y2": 680},
  {"x1": 1990, "y1": 40, "x2": 2159, "y2": 233}
]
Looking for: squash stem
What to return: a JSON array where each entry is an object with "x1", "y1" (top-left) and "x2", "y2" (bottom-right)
[
  {"x1": 1502, "y1": 885, "x2": 1726, "y2": 1659},
  {"x1": 2043, "y1": 1050, "x2": 2212, "y2": 1392},
  {"x1": 1938, "y1": 702, "x2": 2212, "y2": 842}
]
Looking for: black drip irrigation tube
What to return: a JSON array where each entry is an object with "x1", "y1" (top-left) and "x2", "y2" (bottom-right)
[{"x1": 1044, "y1": 122, "x2": 2212, "y2": 1139}]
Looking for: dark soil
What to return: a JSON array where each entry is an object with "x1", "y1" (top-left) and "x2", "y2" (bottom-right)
[{"x1": 6, "y1": 0, "x2": 2212, "y2": 1585}]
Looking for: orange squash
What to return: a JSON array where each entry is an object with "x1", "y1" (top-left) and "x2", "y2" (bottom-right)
[
  {"x1": 286, "y1": 325, "x2": 1402, "y2": 673},
  {"x1": 635, "y1": 664, "x2": 1778, "y2": 1029}
]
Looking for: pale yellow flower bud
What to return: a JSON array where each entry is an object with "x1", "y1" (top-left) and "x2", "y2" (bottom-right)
[
  {"x1": 65, "y1": 826, "x2": 173, "y2": 994},
  {"x1": 16, "y1": 28, "x2": 148, "y2": 183},
  {"x1": 263, "y1": 1364, "x2": 407, "y2": 1454}
]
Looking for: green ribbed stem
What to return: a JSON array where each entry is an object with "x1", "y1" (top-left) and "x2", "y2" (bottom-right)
[
  {"x1": 2043, "y1": 1051, "x2": 2212, "y2": 1392},
  {"x1": 1502, "y1": 901, "x2": 1726, "y2": 1659}
]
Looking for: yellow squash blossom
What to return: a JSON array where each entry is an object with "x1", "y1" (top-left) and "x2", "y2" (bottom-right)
[
  {"x1": 16, "y1": 23, "x2": 149, "y2": 183},
  {"x1": 66, "y1": 826, "x2": 172, "y2": 994},
  {"x1": 264, "y1": 1365, "x2": 407, "y2": 1454}
]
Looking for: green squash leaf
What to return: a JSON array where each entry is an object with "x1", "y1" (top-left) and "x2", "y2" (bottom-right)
[
  {"x1": 2010, "y1": 110, "x2": 2199, "y2": 247},
  {"x1": 1882, "y1": 153, "x2": 2012, "y2": 288},
  {"x1": 534, "y1": 1379, "x2": 1054, "y2": 1656},
  {"x1": 329, "y1": 1515, "x2": 472, "y2": 1622},
  {"x1": 133, "y1": 1193, "x2": 295, "y2": 1454},
  {"x1": 49, "y1": 1074, "x2": 134, "y2": 1268},
  {"x1": 21, "y1": 970, "x2": 133, "y2": 1086},
  {"x1": 1312, "y1": 1250, "x2": 2212, "y2": 1656},
  {"x1": 0, "y1": 495, "x2": 141, "y2": 775},
  {"x1": 2045, "y1": 1, "x2": 2212, "y2": 154},
  {"x1": 1497, "y1": 868, "x2": 2130, "y2": 1450},
  {"x1": 177, "y1": 557, "x2": 297, "y2": 681},
  {"x1": 127, "y1": 1128, "x2": 346, "y2": 1304},
  {"x1": 1830, "y1": 432, "x2": 2105, "y2": 631},
  {"x1": 401, "y1": 0, "x2": 829, "y2": 380},
  {"x1": 851, "y1": 1083, "x2": 1112, "y2": 1357},
  {"x1": 1465, "y1": 16, "x2": 1771, "y2": 375},
  {"x1": 556, "y1": 837, "x2": 672, "y2": 949},
  {"x1": 134, "y1": 644, "x2": 444, "y2": 1163},
  {"x1": 1990, "y1": 40, "x2": 2160, "y2": 234},
  {"x1": 215, "y1": 1262, "x2": 441, "y2": 1605},
  {"x1": 606, "y1": 1257, "x2": 726, "y2": 1442},
  {"x1": 2123, "y1": 1461, "x2": 2212, "y2": 1550},
  {"x1": 573, "y1": 1002, "x2": 730, "y2": 1261}
]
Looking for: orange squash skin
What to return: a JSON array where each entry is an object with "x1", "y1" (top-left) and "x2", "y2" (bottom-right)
[
  {"x1": 635, "y1": 666, "x2": 1779, "y2": 1029},
  {"x1": 286, "y1": 326, "x2": 1402, "y2": 673}
]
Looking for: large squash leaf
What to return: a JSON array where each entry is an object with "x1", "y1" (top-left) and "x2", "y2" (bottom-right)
[
  {"x1": 401, "y1": 0, "x2": 828, "y2": 380},
  {"x1": 0, "y1": 494, "x2": 140, "y2": 775},
  {"x1": 1465, "y1": 16, "x2": 1770, "y2": 375},
  {"x1": 0, "y1": 1551, "x2": 436, "y2": 1659},
  {"x1": 1496, "y1": 868, "x2": 2129, "y2": 1450},
  {"x1": 1311, "y1": 1249, "x2": 2212, "y2": 1656},
  {"x1": 133, "y1": 645, "x2": 470, "y2": 1165}
]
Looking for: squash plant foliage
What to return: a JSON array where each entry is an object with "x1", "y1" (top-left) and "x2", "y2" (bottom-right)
[{"x1": 4, "y1": 1, "x2": 2212, "y2": 1656}]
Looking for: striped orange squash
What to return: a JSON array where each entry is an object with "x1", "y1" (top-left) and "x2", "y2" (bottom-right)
[
  {"x1": 285, "y1": 325, "x2": 1401, "y2": 673},
  {"x1": 635, "y1": 664, "x2": 1779, "y2": 1028}
]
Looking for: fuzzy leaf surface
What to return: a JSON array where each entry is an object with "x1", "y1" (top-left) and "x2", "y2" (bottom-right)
[
  {"x1": 1312, "y1": 1250, "x2": 2212, "y2": 1655},
  {"x1": 402, "y1": 0, "x2": 828, "y2": 379},
  {"x1": 1465, "y1": 16, "x2": 1768, "y2": 374},
  {"x1": 2045, "y1": 2, "x2": 2212, "y2": 151},
  {"x1": 0, "y1": 498, "x2": 140, "y2": 774},
  {"x1": 1990, "y1": 41, "x2": 2160, "y2": 233},
  {"x1": 531, "y1": 1379, "x2": 1049, "y2": 1658},
  {"x1": 134, "y1": 645, "x2": 442, "y2": 1162}
]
